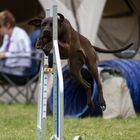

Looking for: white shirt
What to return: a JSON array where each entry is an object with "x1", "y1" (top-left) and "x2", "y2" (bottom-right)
[{"x1": 0, "y1": 26, "x2": 32, "y2": 67}]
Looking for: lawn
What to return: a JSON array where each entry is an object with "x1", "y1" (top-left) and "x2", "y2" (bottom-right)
[{"x1": 0, "y1": 104, "x2": 140, "y2": 140}]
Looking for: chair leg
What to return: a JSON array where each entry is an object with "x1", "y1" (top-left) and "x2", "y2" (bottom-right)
[
  {"x1": 0, "y1": 85, "x2": 9, "y2": 97},
  {"x1": 2, "y1": 74, "x2": 27, "y2": 102},
  {"x1": 24, "y1": 74, "x2": 39, "y2": 102},
  {"x1": 3, "y1": 85, "x2": 19, "y2": 103},
  {"x1": 1, "y1": 73, "x2": 39, "y2": 103},
  {"x1": 28, "y1": 81, "x2": 39, "y2": 102}
]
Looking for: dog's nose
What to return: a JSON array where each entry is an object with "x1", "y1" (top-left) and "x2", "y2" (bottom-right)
[{"x1": 43, "y1": 30, "x2": 50, "y2": 36}]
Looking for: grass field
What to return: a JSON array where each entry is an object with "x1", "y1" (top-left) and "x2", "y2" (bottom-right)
[{"x1": 0, "y1": 104, "x2": 140, "y2": 140}]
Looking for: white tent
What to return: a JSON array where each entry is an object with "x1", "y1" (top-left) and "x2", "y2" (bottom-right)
[
  {"x1": 39, "y1": 0, "x2": 140, "y2": 60},
  {"x1": 39, "y1": 0, "x2": 106, "y2": 44}
]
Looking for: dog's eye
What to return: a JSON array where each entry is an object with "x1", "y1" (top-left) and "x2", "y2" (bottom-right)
[{"x1": 42, "y1": 21, "x2": 47, "y2": 27}]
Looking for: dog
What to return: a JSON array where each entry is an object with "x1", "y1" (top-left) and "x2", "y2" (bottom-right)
[{"x1": 29, "y1": 13, "x2": 132, "y2": 113}]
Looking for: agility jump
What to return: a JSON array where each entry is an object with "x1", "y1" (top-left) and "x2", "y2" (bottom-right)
[{"x1": 36, "y1": 5, "x2": 82, "y2": 140}]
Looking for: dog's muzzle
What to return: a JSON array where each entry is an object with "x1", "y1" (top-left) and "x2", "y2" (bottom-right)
[{"x1": 43, "y1": 29, "x2": 52, "y2": 41}]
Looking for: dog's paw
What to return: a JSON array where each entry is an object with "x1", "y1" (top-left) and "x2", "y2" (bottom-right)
[
  {"x1": 100, "y1": 105, "x2": 106, "y2": 111},
  {"x1": 99, "y1": 98, "x2": 106, "y2": 111}
]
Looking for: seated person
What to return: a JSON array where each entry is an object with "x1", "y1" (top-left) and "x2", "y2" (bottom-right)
[
  {"x1": 29, "y1": 21, "x2": 53, "y2": 74},
  {"x1": 0, "y1": 10, "x2": 32, "y2": 76},
  {"x1": 30, "y1": 26, "x2": 41, "y2": 48}
]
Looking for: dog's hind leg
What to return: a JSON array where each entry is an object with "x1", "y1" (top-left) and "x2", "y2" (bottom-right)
[
  {"x1": 69, "y1": 57, "x2": 95, "y2": 113},
  {"x1": 87, "y1": 62, "x2": 106, "y2": 111}
]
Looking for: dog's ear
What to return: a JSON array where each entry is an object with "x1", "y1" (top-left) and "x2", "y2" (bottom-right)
[
  {"x1": 57, "y1": 13, "x2": 64, "y2": 23},
  {"x1": 28, "y1": 18, "x2": 42, "y2": 27}
]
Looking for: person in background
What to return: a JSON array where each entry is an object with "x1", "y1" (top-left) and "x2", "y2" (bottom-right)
[
  {"x1": 0, "y1": 10, "x2": 32, "y2": 75},
  {"x1": 30, "y1": 23, "x2": 41, "y2": 48},
  {"x1": 29, "y1": 18, "x2": 53, "y2": 74}
]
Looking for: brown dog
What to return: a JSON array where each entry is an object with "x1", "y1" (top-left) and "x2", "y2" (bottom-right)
[{"x1": 29, "y1": 13, "x2": 132, "y2": 113}]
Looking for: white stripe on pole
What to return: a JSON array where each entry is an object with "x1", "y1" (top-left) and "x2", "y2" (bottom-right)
[{"x1": 52, "y1": 5, "x2": 64, "y2": 140}]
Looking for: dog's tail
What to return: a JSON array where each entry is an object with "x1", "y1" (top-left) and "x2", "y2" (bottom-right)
[{"x1": 93, "y1": 43, "x2": 133, "y2": 53}]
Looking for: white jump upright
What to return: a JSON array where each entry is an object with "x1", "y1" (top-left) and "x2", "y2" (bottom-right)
[
  {"x1": 36, "y1": 52, "x2": 48, "y2": 140},
  {"x1": 36, "y1": 9, "x2": 50, "y2": 140},
  {"x1": 50, "y1": 5, "x2": 64, "y2": 140},
  {"x1": 36, "y1": 5, "x2": 82, "y2": 140}
]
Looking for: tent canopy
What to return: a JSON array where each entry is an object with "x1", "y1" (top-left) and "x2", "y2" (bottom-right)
[
  {"x1": 1, "y1": 0, "x2": 140, "y2": 58},
  {"x1": 98, "y1": 0, "x2": 140, "y2": 58},
  {"x1": 38, "y1": 0, "x2": 140, "y2": 58},
  {"x1": 0, "y1": 0, "x2": 43, "y2": 22},
  {"x1": 103, "y1": 0, "x2": 140, "y2": 17}
]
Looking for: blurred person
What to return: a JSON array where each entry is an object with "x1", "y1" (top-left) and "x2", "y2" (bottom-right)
[
  {"x1": 0, "y1": 10, "x2": 32, "y2": 75},
  {"x1": 30, "y1": 24, "x2": 41, "y2": 48},
  {"x1": 29, "y1": 18, "x2": 53, "y2": 74}
]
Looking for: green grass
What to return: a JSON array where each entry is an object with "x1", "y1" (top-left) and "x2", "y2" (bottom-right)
[{"x1": 0, "y1": 104, "x2": 140, "y2": 140}]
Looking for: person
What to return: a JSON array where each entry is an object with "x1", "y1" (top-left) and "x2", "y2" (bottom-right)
[
  {"x1": 0, "y1": 10, "x2": 32, "y2": 75},
  {"x1": 29, "y1": 19, "x2": 53, "y2": 74},
  {"x1": 30, "y1": 25, "x2": 41, "y2": 48}
]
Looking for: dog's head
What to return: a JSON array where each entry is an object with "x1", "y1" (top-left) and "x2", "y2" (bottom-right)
[{"x1": 28, "y1": 13, "x2": 65, "y2": 55}]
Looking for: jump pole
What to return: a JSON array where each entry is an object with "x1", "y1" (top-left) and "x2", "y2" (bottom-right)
[
  {"x1": 36, "y1": 9, "x2": 50, "y2": 140},
  {"x1": 36, "y1": 5, "x2": 82, "y2": 140},
  {"x1": 50, "y1": 5, "x2": 82, "y2": 140},
  {"x1": 50, "y1": 5, "x2": 64, "y2": 140},
  {"x1": 36, "y1": 5, "x2": 64, "y2": 140}
]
